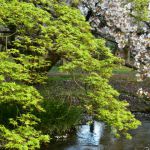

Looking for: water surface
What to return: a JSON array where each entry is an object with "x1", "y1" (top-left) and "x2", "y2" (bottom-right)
[{"x1": 47, "y1": 120, "x2": 150, "y2": 150}]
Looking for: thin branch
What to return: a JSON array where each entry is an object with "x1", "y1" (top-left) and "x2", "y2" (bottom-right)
[{"x1": 0, "y1": 31, "x2": 17, "y2": 38}]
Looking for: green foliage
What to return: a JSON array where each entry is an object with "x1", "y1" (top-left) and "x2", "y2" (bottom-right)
[
  {"x1": 0, "y1": 0, "x2": 52, "y2": 84},
  {"x1": 39, "y1": 100, "x2": 82, "y2": 135},
  {"x1": 128, "y1": 0, "x2": 149, "y2": 21},
  {"x1": 37, "y1": 77, "x2": 83, "y2": 135},
  {"x1": 0, "y1": 52, "x2": 44, "y2": 111},
  {"x1": 0, "y1": 114, "x2": 49, "y2": 150},
  {"x1": 0, "y1": 52, "x2": 49, "y2": 149},
  {"x1": 0, "y1": 0, "x2": 141, "y2": 149},
  {"x1": 82, "y1": 73, "x2": 140, "y2": 138}
]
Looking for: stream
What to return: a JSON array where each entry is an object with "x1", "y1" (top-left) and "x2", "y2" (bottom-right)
[{"x1": 46, "y1": 120, "x2": 150, "y2": 150}]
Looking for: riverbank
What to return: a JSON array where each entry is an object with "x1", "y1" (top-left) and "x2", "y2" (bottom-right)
[
  {"x1": 47, "y1": 66, "x2": 150, "y2": 113},
  {"x1": 110, "y1": 66, "x2": 150, "y2": 113}
]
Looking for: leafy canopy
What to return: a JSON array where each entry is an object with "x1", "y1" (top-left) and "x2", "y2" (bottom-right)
[
  {"x1": 0, "y1": 0, "x2": 141, "y2": 149},
  {"x1": 0, "y1": 52, "x2": 49, "y2": 150}
]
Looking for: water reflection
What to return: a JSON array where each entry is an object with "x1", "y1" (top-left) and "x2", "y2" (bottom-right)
[
  {"x1": 47, "y1": 120, "x2": 150, "y2": 150},
  {"x1": 102, "y1": 121, "x2": 150, "y2": 150},
  {"x1": 76, "y1": 121, "x2": 104, "y2": 146}
]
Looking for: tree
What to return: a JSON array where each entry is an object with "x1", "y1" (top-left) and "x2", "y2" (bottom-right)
[
  {"x1": 78, "y1": 0, "x2": 150, "y2": 96},
  {"x1": 0, "y1": 52, "x2": 49, "y2": 150},
  {"x1": 0, "y1": 0, "x2": 141, "y2": 149}
]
